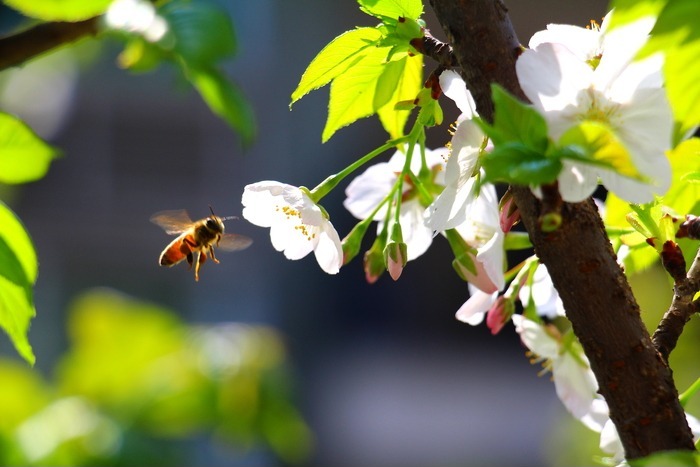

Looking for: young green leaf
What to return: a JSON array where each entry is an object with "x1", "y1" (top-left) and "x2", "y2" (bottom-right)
[
  {"x1": 0, "y1": 113, "x2": 59, "y2": 184},
  {"x1": 662, "y1": 137, "x2": 700, "y2": 215},
  {"x1": 357, "y1": 0, "x2": 424, "y2": 22},
  {"x1": 376, "y1": 54, "x2": 422, "y2": 139},
  {"x1": 558, "y1": 120, "x2": 646, "y2": 181},
  {"x1": 291, "y1": 27, "x2": 383, "y2": 106},
  {"x1": 3, "y1": 0, "x2": 110, "y2": 21},
  {"x1": 640, "y1": 0, "x2": 700, "y2": 142},
  {"x1": 481, "y1": 143, "x2": 562, "y2": 185},
  {"x1": 0, "y1": 202, "x2": 37, "y2": 365},
  {"x1": 606, "y1": 0, "x2": 667, "y2": 30},
  {"x1": 189, "y1": 68, "x2": 256, "y2": 145},
  {"x1": 322, "y1": 45, "x2": 391, "y2": 142},
  {"x1": 482, "y1": 84, "x2": 549, "y2": 152}
]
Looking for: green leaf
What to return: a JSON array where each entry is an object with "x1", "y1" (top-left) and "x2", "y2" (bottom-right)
[
  {"x1": 0, "y1": 202, "x2": 37, "y2": 365},
  {"x1": 376, "y1": 54, "x2": 422, "y2": 139},
  {"x1": 606, "y1": 0, "x2": 667, "y2": 30},
  {"x1": 189, "y1": 68, "x2": 256, "y2": 145},
  {"x1": 0, "y1": 113, "x2": 59, "y2": 184},
  {"x1": 628, "y1": 449, "x2": 700, "y2": 467},
  {"x1": 322, "y1": 45, "x2": 392, "y2": 142},
  {"x1": 558, "y1": 120, "x2": 646, "y2": 180},
  {"x1": 160, "y1": 0, "x2": 237, "y2": 69},
  {"x1": 481, "y1": 84, "x2": 549, "y2": 152},
  {"x1": 290, "y1": 27, "x2": 383, "y2": 106},
  {"x1": 605, "y1": 193, "x2": 660, "y2": 274},
  {"x1": 358, "y1": 0, "x2": 424, "y2": 22},
  {"x1": 482, "y1": 143, "x2": 562, "y2": 185},
  {"x1": 663, "y1": 137, "x2": 700, "y2": 216},
  {"x1": 3, "y1": 0, "x2": 110, "y2": 21},
  {"x1": 640, "y1": 0, "x2": 700, "y2": 142}
]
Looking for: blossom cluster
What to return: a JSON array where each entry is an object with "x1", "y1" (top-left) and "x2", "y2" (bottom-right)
[{"x1": 238, "y1": 8, "x2": 689, "y2": 463}]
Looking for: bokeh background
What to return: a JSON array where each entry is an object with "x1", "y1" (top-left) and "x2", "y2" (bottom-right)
[{"x1": 10, "y1": 0, "x2": 690, "y2": 466}]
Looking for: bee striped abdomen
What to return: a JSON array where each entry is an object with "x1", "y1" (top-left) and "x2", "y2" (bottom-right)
[{"x1": 159, "y1": 235, "x2": 195, "y2": 266}]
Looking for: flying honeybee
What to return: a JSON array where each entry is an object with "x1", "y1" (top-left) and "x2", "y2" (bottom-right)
[{"x1": 151, "y1": 207, "x2": 252, "y2": 281}]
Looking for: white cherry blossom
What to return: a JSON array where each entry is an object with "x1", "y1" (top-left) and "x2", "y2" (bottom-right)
[
  {"x1": 344, "y1": 146, "x2": 448, "y2": 261},
  {"x1": 516, "y1": 16, "x2": 672, "y2": 203},
  {"x1": 242, "y1": 181, "x2": 343, "y2": 274}
]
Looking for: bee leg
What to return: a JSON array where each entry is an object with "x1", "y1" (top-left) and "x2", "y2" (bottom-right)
[
  {"x1": 180, "y1": 240, "x2": 195, "y2": 269},
  {"x1": 209, "y1": 245, "x2": 220, "y2": 264},
  {"x1": 194, "y1": 251, "x2": 202, "y2": 281}
]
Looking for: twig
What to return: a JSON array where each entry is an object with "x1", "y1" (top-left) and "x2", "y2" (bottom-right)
[
  {"x1": 653, "y1": 247, "x2": 700, "y2": 363},
  {"x1": 0, "y1": 18, "x2": 100, "y2": 71},
  {"x1": 410, "y1": 30, "x2": 457, "y2": 68}
]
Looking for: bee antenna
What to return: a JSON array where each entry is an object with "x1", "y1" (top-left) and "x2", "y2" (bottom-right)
[{"x1": 209, "y1": 205, "x2": 216, "y2": 217}]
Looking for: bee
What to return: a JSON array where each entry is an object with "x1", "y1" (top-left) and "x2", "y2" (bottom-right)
[{"x1": 151, "y1": 207, "x2": 252, "y2": 281}]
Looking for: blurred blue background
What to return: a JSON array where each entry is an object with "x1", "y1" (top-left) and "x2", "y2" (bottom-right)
[{"x1": 2, "y1": 1, "x2": 611, "y2": 465}]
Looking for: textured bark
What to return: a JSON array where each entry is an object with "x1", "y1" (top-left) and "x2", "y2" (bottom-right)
[
  {"x1": 0, "y1": 18, "x2": 100, "y2": 71},
  {"x1": 429, "y1": 0, "x2": 695, "y2": 459}
]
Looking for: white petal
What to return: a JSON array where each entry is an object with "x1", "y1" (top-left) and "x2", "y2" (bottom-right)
[
  {"x1": 400, "y1": 202, "x2": 434, "y2": 261},
  {"x1": 314, "y1": 222, "x2": 343, "y2": 274},
  {"x1": 344, "y1": 162, "x2": 395, "y2": 220},
  {"x1": 241, "y1": 181, "x2": 292, "y2": 227},
  {"x1": 456, "y1": 286, "x2": 496, "y2": 325},
  {"x1": 551, "y1": 353, "x2": 598, "y2": 419},
  {"x1": 516, "y1": 43, "x2": 593, "y2": 115},
  {"x1": 600, "y1": 419, "x2": 624, "y2": 462},
  {"x1": 439, "y1": 70, "x2": 477, "y2": 118},
  {"x1": 579, "y1": 398, "x2": 610, "y2": 433},
  {"x1": 511, "y1": 315, "x2": 559, "y2": 360},
  {"x1": 529, "y1": 24, "x2": 601, "y2": 61},
  {"x1": 556, "y1": 161, "x2": 599, "y2": 202},
  {"x1": 476, "y1": 229, "x2": 505, "y2": 291}
]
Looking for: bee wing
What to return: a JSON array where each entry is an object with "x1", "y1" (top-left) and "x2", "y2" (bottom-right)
[
  {"x1": 150, "y1": 209, "x2": 194, "y2": 235},
  {"x1": 217, "y1": 233, "x2": 253, "y2": 252}
]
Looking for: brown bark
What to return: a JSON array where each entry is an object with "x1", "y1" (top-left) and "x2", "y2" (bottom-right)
[
  {"x1": 428, "y1": 0, "x2": 695, "y2": 459},
  {"x1": 0, "y1": 18, "x2": 100, "y2": 71}
]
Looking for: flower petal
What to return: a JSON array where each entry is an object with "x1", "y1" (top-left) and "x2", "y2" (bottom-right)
[{"x1": 439, "y1": 69, "x2": 477, "y2": 118}]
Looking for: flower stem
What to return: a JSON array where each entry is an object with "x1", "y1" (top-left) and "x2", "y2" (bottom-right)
[{"x1": 308, "y1": 135, "x2": 411, "y2": 203}]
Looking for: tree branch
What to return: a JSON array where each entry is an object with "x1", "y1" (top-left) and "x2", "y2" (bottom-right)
[
  {"x1": 428, "y1": 0, "x2": 695, "y2": 459},
  {"x1": 0, "y1": 18, "x2": 100, "y2": 71},
  {"x1": 410, "y1": 31, "x2": 457, "y2": 68},
  {"x1": 653, "y1": 247, "x2": 700, "y2": 362}
]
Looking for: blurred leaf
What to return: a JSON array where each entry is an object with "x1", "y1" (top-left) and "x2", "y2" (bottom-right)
[
  {"x1": 639, "y1": 0, "x2": 700, "y2": 142},
  {"x1": 358, "y1": 0, "x2": 424, "y2": 22},
  {"x1": 0, "y1": 113, "x2": 59, "y2": 184},
  {"x1": 189, "y1": 67, "x2": 256, "y2": 145},
  {"x1": 117, "y1": 38, "x2": 164, "y2": 72},
  {"x1": 664, "y1": 137, "x2": 700, "y2": 215},
  {"x1": 57, "y1": 289, "x2": 187, "y2": 409},
  {"x1": 606, "y1": 0, "x2": 667, "y2": 29},
  {"x1": 629, "y1": 449, "x2": 700, "y2": 466},
  {"x1": 0, "y1": 202, "x2": 36, "y2": 365},
  {"x1": 160, "y1": 0, "x2": 237, "y2": 69},
  {"x1": 3, "y1": 0, "x2": 110, "y2": 21},
  {"x1": 290, "y1": 27, "x2": 383, "y2": 106},
  {"x1": 0, "y1": 359, "x2": 50, "y2": 432},
  {"x1": 376, "y1": 53, "x2": 422, "y2": 139}
]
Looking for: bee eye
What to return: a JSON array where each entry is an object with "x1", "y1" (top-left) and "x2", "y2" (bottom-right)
[{"x1": 206, "y1": 219, "x2": 218, "y2": 229}]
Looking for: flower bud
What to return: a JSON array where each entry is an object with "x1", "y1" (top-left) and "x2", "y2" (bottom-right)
[
  {"x1": 341, "y1": 220, "x2": 371, "y2": 265},
  {"x1": 486, "y1": 296, "x2": 515, "y2": 335},
  {"x1": 363, "y1": 235, "x2": 386, "y2": 284},
  {"x1": 384, "y1": 241, "x2": 408, "y2": 281},
  {"x1": 499, "y1": 191, "x2": 520, "y2": 233}
]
